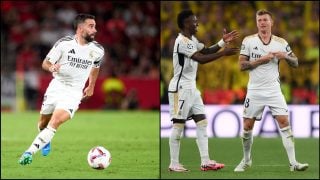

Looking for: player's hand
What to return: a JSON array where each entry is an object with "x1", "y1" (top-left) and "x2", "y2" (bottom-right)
[
  {"x1": 222, "y1": 28, "x2": 240, "y2": 43},
  {"x1": 81, "y1": 95, "x2": 90, "y2": 102},
  {"x1": 83, "y1": 86, "x2": 94, "y2": 100},
  {"x1": 49, "y1": 64, "x2": 61, "y2": 72},
  {"x1": 271, "y1": 51, "x2": 287, "y2": 59},
  {"x1": 260, "y1": 52, "x2": 275, "y2": 63},
  {"x1": 222, "y1": 47, "x2": 239, "y2": 56}
]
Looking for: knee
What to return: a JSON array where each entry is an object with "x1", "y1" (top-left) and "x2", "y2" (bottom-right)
[
  {"x1": 172, "y1": 123, "x2": 184, "y2": 130},
  {"x1": 243, "y1": 119, "x2": 254, "y2": 131},
  {"x1": 196, "y1": 119, "x2": 208, "y2": 127},
  {"x1": 170, "y1": 123, "x2": 184, "y2": 139},
  {"x1": 276, "y1": 116, "x2": 289, "y2": 128}
]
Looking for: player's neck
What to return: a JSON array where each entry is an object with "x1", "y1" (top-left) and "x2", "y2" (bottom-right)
[
  {"x1": 181, "y1": 31, "x2": 192, "y2": 39},
  {"x1": 75, "y1": 35, "x2": 89, "y2": 46},
  {"x1": 258, "y1": 31, "x2": 271, "y2": 42}
]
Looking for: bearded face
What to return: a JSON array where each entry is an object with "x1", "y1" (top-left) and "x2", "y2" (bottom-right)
[{"x1": 84, "y1": 32, "x2": 95, "y2": 42}]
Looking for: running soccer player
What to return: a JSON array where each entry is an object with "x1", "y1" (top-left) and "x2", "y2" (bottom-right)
[
  {"x1": 19, "y1": 14, "x2": 104, "y2": 165},
  {"x1": 167, "y1": 10, "x2": 239, "y2": 172},
  {"x1": 234, "y1": 9, "x2": 308, "y2": 172}
]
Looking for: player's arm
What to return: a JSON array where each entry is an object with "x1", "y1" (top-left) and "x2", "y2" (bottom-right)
[
  {"x1": 83, "y1": 67, "x2": 100, "y2": 99},
  {"x1": 42, "y1": 58, "x2": 61, "y2": 73},
  {"x1": 272, "y1": 52, "x2": 298, "y2": 68},
  {"x1": 200, "y1": 29, "x2": 239, "y2": 55},
  {"x1": 239, "y1": 53, "x2": 274, "y2": 71},
  {"x1": 200, "y1": 44, "x2": 222, "y2": 54},
  {"x1": 192, "y1": 47, "x2": 239, "y2": 64},
  {"x1": 285, "y1": 52, "x2": 298, "y2": 68}
]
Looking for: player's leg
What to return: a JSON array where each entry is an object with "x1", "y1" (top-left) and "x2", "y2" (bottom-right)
[
  {"x1": 234, "y1": 118, "x2": 255, "y2": 172},
  {"x1": 191, "y1": 89, "x2": 224, "y2": 171},
  {"x1": 235, "y1": 95, "x2": 264, "y2": 172},
  {"x1": 242, "y1": 118, "x2": 255, "y2": 163},
  {"x1": 38, "y1": 114, "x2": 52, "y2": 130},
  {"x1": 19, "y1": 92, "x2": 55, "y2": 165},
  {"x1": 38, "y1": 114, "x2": 52, "y2": 156},
  {"x1": 168, "y1": 90, "x2": 189, "y2": 172},
  {"x1": 192, "y1": 115, "x2": 224, "y2": 171},
  {"x1": 19, "y1": 109, "x2": 71, "y2": 165},
  {"x1": 271, "y1": 92, "x2": 308, "y2": 171},
  {"x1": 168, "y1": 120, "x2": 189, "y2": 172},
  {"x1": 275, "y1": 115, "x2": 308, "y2": 171}
]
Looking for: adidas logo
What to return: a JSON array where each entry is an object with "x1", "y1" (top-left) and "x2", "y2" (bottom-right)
[
  {"x1": 68, "y1": 49, "x2": 75, "y2": 54},
  {"x1": 253, "y1": 46, "x2": 258, "y2": 50},
  {"x1": 33, "y1": 143, "x2": 40, "y2": 149}
]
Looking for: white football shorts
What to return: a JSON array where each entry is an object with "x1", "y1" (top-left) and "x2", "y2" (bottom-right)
[
  {"x1": 40, "y1": 79, "x2": 83, "y2": 118},
  {"x1": 168, "y1": 88, "x2": 205, "y2": 121},
  {"x1": 243, "y1": 89, "x2": 289, "y2": 120}
]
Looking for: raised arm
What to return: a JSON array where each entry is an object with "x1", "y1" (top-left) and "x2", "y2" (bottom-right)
[{"x1": 200, "y1": 29, "x2": 239, "y2": 55}]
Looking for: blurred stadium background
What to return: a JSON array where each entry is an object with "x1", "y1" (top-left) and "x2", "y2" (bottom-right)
[{"x1": 1, "y1": 1, "x2": 160, "y2": 112}]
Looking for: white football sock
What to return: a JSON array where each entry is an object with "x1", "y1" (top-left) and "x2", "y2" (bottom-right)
[
  {"x1": 169, "y1": 123, "x2": 184, "y2": 166},
  {"x1": 242, "y1": 130, "x2": 253, "y2": 162},
  {"x1": 195, "y1": 120, "x2": 210, "y2": 165},
  {"x1": 280, "y1": 126, "x2": 297, "y2": 165},
  {"x1": 26, "y1": 125, "x2": 56, "y2": 155}
]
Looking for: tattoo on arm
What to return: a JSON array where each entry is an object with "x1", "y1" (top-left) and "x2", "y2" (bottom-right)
[
  {"x1": 239, "y1": 55, "x2": 252, "y2": 71},
  {"x1": 240, "y1": 61, "x2": 253, "y2": 71},
  {"x1": 285, "y1": 53, "x2": 298, "y2": 68}
]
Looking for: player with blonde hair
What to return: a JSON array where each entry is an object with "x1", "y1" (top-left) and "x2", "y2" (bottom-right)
[{"x1": 234, "y1": 9, "x2": 308, "y2": 172}]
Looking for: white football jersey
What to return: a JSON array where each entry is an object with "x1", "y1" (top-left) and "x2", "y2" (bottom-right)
[
  {"x1": 168, "y1": 33, "x2": 204, "y2": 92},
  {"x1": 46, "y1": 35, "x2": 104, "y2": 90},
  {"x1": 240, "y1": 34, "x2": 292, "y2": 91}
]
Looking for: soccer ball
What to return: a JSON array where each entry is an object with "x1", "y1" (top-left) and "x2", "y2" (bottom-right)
[{"x1": 87, "y1": 146, "x2": 111, "y2": 169}]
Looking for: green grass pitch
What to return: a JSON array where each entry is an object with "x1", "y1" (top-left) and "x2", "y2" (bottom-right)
[
  {"x1": 1, "y1": 110, "x2": 159, "y2": 179},
  {"x1": 161, "y1": 138, "x2": 319, "y2": 179}
]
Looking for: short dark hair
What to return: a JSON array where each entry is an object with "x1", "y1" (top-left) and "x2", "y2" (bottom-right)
[
  {"x1": 177, "y1": 10, "x2": 194, "y2": 29},
  {"x1": 73, "y1": 13, "x2": 95, "y2": 30},
  {"x1": 256, "y1": 9, "x2": 273, "y2": 19}
]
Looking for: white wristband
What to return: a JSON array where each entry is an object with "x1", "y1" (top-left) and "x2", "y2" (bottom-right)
[{"x1": 217, "y1": 39, "x2": 226, "y2": 47}]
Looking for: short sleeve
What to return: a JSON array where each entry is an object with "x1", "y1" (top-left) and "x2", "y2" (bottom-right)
[
  {"x1": 178, "y1": 40, "x2": 198, "y2": 58},
  {"x1": 46, "y1": 41, "x2": 63, "y2": 64},
  {"x1": 92, "y1": 50, "x2": 104, "y2": 68},
  {"x1": 196, "y1": 42, "x2": 205, "y2": 51},
  {"x1": 283, "y1": 40, "x2": 292, "y2": 55},
  {"x1": 240, "y1": 38, "x2": 250, "y2": 57}
]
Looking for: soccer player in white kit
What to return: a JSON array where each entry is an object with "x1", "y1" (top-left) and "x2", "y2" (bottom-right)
[
  {"x1": 19, "y1": 14, "x2": 104, "y2": 165},
  {"x1": 167, "y1": 10, "x2": 240, "y2": 172},
  {"x1": 234, "y1": 9, "x2": 308, "y2": 172}
]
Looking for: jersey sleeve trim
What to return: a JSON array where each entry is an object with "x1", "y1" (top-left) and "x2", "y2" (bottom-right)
[
  {"x1": 92, "y1": 41, "x2": 104, "y2": 51},
  {"x1": 239, "y1": 54, "x2": 250, "y2": 58},
  {"x1": 53, "y1": 36, "x2": 73, "y2": 47}
]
